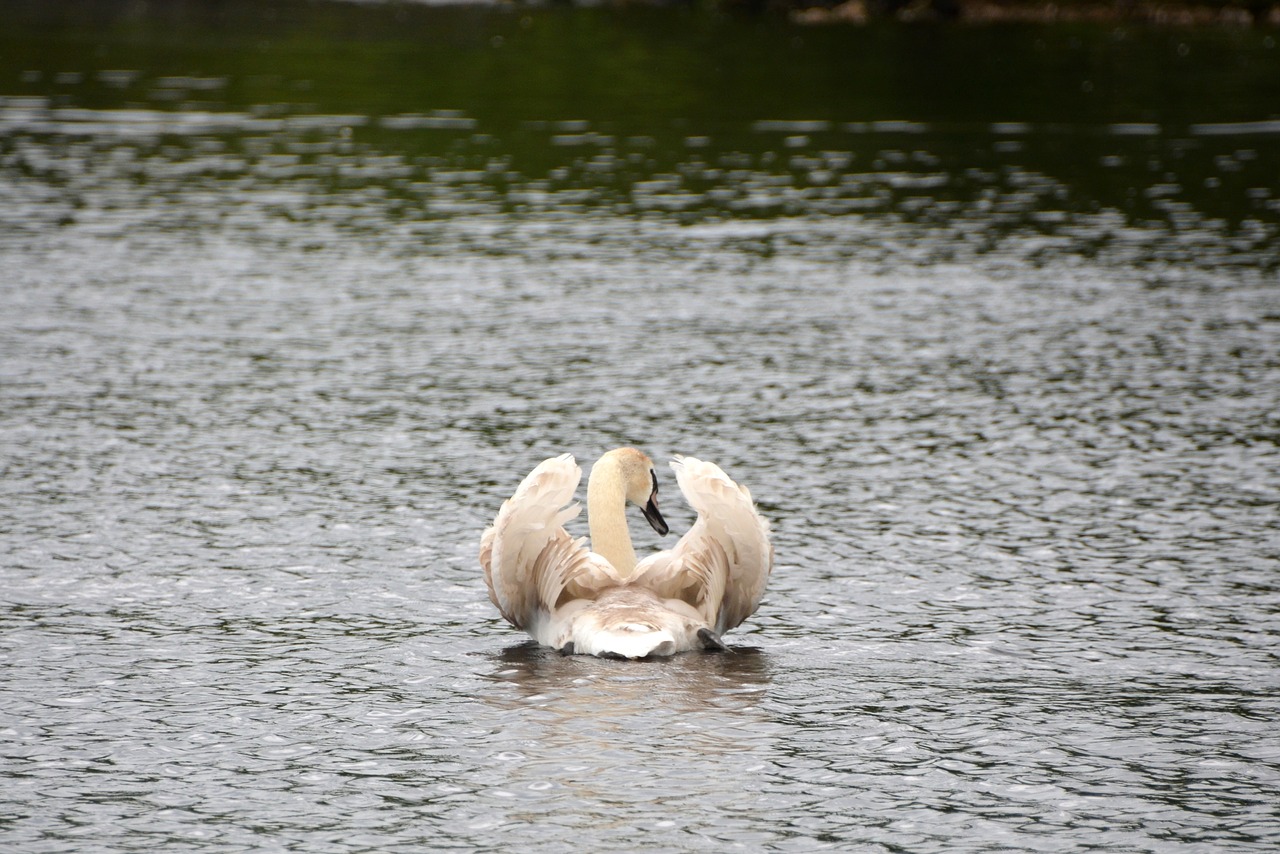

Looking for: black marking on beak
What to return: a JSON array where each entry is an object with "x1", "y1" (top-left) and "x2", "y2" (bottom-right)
[{"x1": 642, "y1": 471, "x2": 669, "y2": 536}]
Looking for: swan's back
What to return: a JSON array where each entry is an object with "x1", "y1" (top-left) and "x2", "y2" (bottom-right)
[{"x1": 567, "y1": 588, "x2": 704, "y2": 658}]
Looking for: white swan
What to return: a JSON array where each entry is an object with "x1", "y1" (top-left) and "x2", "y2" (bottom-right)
[{"x1": 479, "y1": 448, "x2": 774, "y2": 659}]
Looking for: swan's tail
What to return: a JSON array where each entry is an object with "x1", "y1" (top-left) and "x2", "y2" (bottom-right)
[
  {"x1": 568, "y1": 588, "x2": 698, "y2": 659},
  {"x1": 579, "y1": 624, "x2": 677, "y2": 659}
]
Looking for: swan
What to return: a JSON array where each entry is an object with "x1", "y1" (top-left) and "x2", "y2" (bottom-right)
[{"x1": 479, "y1": 448, "x2": 773, "y2": 659}]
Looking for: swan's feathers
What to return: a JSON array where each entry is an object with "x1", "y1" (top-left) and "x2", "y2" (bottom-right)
[
  {"x1": 481, "y1": 454, "x2": 622, "y2": 631},
  {"x1": 481, "y1": 451, "x2": 773, "y2": 655},
  {"x1": 633, "y1": 455, "x2": 773, "y2": 635}
]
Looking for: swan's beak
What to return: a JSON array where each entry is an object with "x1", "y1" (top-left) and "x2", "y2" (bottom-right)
[{"x1": 642, "y1": 493, "x2": 669, "y2": 536}]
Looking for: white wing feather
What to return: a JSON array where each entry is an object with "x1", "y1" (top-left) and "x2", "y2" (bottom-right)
[
  {"x1": 479, "y1": 454, "x2": 622, "y2": 631},
  {"x1": 631, "y1": 455, "x2": 773, "y2": 635}
]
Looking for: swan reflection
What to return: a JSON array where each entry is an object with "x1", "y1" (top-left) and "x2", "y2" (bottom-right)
[
  {"x1": 474, "y1": 643, "x2": 777, "y2": 812},
  {"x1": 487, "y1": 641, "x2": 773, "y2": 712}
]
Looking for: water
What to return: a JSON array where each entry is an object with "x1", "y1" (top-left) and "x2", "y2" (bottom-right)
[{"x1": 3, "y1": 2, "x2": 1279, "y2": 851}]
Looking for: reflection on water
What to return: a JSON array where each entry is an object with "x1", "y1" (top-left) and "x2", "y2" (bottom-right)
[
  {"x1": 487, "y1": 641, "x2": 772, "y2": 716},
  {"x1": 477, "y1": 645, "x2": 776, "y2": 828},
  {"x1": 3, "y1": 0, "x2": 1280, "y2": 245},
  {"x1": 4, "y1": 97, "x2": 1276, "y2": 275},
  {"x1": 2, "y1": 1, "x2": 1279, "y2": 852}
]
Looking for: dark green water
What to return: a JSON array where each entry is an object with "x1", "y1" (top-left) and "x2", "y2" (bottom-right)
[{"x1": 4, "y1": 0, "x2": 1279, "y2": 232}]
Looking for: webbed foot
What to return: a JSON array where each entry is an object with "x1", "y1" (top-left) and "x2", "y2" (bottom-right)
[{"x1": 697, "y1": 628, "x2": 729, "y2": 652}]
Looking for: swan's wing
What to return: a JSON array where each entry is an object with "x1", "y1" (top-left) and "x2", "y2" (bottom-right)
[
  {"x1": 632, "y1": 455, "x2": 773, "y2": 634},
  {"x1": 479, "y1": 454, "x2": 622, "y2": 630}
]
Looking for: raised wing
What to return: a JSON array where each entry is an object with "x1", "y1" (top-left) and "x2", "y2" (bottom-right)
[
  {"x1": 632, "y1": 455, "x2": 773, "y2": 635},
  {"x1": 479, "y1": 454, "x2": 622, "y2": 631}
]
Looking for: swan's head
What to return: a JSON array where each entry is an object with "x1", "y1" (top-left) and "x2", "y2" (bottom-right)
[{"x1": 598, "y1": 447, "x2": 669, "y2": 536}]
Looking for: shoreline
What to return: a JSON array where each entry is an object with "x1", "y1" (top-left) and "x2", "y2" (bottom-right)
[{"x1": 775, "y1": 0, "x2": 1280, "y2": 25}]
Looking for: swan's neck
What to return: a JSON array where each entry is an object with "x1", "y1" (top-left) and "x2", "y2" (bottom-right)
[{"x1": 587, "y1": 457, "x2": 637, "y2": 575}]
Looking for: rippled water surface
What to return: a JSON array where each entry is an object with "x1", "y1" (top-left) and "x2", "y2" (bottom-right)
[{"x1": 3, "y1": 2, "x2": 1279, "y2": 851}]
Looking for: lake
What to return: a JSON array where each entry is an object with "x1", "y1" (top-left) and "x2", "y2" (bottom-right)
[{"x1": 2, "y1": 1, "x2": 1278, "y2": 851}]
